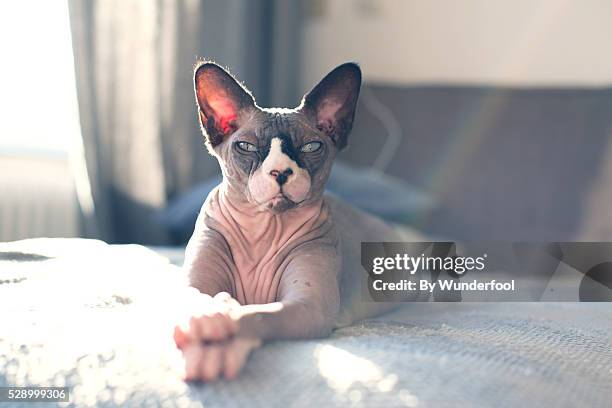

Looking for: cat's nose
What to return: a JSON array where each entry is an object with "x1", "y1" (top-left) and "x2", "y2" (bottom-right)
[{"x1": 269, "y1": 168, "x2": 293, "y2": 186}]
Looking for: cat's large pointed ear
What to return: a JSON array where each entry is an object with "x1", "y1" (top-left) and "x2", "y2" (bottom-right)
[
  {"x1": 299, "y1": 63, "x2": 361, "y2": 150},
  {"x1": 194, "y1": 61, "x2": 255, "y2": 146}
]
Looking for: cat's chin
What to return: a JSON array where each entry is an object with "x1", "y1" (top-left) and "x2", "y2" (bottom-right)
[{"x1": 265, "y1": 194, "x2": 297, "y2": 213}]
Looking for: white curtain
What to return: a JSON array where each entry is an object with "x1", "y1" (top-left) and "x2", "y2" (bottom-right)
[{"x1": 68, "y1": 0, "x2": 302, "y2": 244}]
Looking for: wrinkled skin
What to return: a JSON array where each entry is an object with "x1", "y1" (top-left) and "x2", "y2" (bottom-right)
[{"x1": 174, "y1": 61, "x2": 398, "y2": 381}]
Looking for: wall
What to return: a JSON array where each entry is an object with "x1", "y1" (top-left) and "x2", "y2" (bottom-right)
[{"x1": 301, "y1": 0, "x2": 612, "y2": 88}]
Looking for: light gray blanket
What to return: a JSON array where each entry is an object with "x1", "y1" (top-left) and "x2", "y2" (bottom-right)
[{"x1": 1, "y1": 239, "x2": 611, "y2": 407}]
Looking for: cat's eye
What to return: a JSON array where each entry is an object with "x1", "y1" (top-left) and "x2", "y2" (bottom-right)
[
  {"x1": 300, "y1": 141, "x2": 322, "y2": 153},
  {"x1": 236, "y1": 141, "x2": 258, "y2": 152}
]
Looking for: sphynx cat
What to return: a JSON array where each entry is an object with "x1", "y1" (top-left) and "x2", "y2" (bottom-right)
[{"x1": 173, "y1": 61, "x2": 399, "y2": 381}]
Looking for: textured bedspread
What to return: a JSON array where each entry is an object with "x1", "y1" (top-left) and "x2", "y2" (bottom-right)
[{"x1": 1, "y1": 238, "x2": 611, "y2": 407}]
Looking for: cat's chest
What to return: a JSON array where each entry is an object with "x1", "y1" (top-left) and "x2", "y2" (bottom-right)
[
  {"x1": 205, "y1": 193, "x2": 331, "y2": 304},
  {"x1": 230, "y1": 242, "x2": 290, "y2": 304}
]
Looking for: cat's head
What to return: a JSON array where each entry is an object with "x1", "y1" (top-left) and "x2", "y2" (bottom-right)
[{"x1": 194, "y1": 61, "x2": 361, "y2": 213}]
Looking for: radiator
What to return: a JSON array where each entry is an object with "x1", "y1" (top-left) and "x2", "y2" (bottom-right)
[{"x1": 0, "y1": 155, "x2": 79, "y2": 242}]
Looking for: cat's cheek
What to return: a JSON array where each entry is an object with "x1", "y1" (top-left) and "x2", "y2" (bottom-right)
[{"x1": 283, "y1": 170, "x2": 311, "y2": 203}]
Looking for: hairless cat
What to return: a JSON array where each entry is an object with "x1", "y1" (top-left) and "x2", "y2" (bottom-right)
[{"x1": 173, "y1": 61, "x2": 399, "y2": 381}]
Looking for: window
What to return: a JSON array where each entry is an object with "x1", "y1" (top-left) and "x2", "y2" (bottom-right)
[{"x1": 0, "y1": 0, "x2": 80, "y2": 156}]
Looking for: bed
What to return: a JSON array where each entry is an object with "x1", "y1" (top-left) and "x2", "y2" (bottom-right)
[{"x1": 1, "y1": 238, "x2": 611, "y2": 407}]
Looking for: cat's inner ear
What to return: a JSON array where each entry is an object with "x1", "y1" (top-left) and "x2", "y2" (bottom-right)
[
  {"x1": 194, "y1": 62, "x2": 255, "y2": 146},
  {"x1": 299, "y1": 63, "x2": 362, "y2": 150}
]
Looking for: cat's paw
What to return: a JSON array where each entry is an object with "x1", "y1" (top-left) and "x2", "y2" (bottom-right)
[
  {"x1": 182, "y1": 336, "x2": 261, "y2": 381},
  {"x1": 174, "y1": 291, "x2": 242, "y2": 348}
]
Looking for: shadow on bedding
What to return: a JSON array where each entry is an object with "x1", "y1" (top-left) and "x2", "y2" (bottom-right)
[{"x1": 0, "y1": 251, "x2": 53, "y2": 262}]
